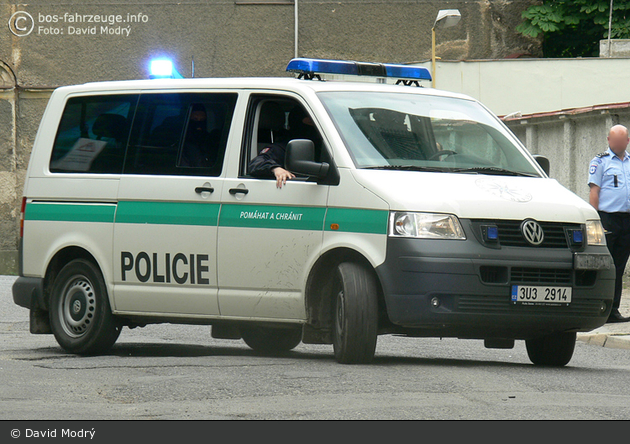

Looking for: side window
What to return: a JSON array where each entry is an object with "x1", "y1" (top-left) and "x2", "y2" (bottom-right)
[
  {"x1": 242, "y1": 96, "x2": 325, "y2": 178},
  {"x1": 124, "y1": 92, "x2": 237, "y2": 176},
  {"x1": 49, "y1": 94, "x2": 138, "y2": 174}
]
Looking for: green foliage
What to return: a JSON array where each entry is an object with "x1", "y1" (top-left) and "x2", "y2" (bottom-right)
[{"x1": 517, "y1": 1, "x2": 630, "y2": 57}]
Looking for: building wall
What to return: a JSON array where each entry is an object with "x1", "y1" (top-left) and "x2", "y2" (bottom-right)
[
  {"x1": 3, "y1": 1, "x2": 540, "y2": 85},
  {"x1": 0, "y1": 1, "x2": 540, "y2": 274},
  {"x1": 417, "y1": 57, "x2": 630, "y2": 117},
  {"x1": 505, "y1": 107, "x2": 630, "y2": 203}
]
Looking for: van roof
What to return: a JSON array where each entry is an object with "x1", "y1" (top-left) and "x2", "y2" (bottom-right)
[{"x1": 56, "y1": 76, "x2": 476, "y2": 102}]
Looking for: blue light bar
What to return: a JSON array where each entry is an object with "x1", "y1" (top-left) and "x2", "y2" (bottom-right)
[
  {"x1": 149, "y1": 59, "x2": 184, "y2": 79},
  {"x1": 286, "y1": 58, "x2": 432, "y2": 81}
]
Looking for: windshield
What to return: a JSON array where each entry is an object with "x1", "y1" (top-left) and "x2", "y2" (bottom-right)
[{"x1": 318, "y1": 91, "x2": 541, "y2": 177}]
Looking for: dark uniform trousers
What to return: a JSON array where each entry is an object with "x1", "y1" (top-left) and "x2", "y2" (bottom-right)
[{"x1": 598, "y1": 211, "x2": 630, "y2": 309}]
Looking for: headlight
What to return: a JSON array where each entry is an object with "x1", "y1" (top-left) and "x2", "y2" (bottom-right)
[
  {"x1": 586, "y1": 220, "x2": 606, "y2": 246},
  {"x1": 390, "y1": 212, "x2": 466, "y2": 239}
]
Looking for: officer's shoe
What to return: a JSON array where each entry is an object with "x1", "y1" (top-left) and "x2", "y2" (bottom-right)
[{"x1": 607, "y1": 309, "x2": 630, "y2": 323}]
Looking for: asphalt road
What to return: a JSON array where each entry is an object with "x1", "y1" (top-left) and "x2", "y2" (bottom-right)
[{"x1": 2, "y1": 275, "x2": 630, "y2": 422}]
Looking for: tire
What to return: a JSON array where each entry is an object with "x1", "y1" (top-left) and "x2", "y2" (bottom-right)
[
  {"x1": 241, "y1": 325, "x2": 303, "y2": 355},
  {"x1": 525, "y1": 332, "x2": 576, "y2": 367},
  {"x1": 332, "y1": 262, "x2": 379, "y2": 364},
  {"x1": 49, "y1": 259, "x2": 121, "y2": 355}
]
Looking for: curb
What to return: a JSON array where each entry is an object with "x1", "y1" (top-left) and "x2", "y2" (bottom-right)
[{"x1": 577, "y1": 332, "x2": 630, "y2": 350}]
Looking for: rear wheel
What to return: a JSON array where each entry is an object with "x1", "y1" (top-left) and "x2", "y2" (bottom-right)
[
  {"x1": 332, "y1": 262, "x2": 378, "y2": 364},
  {"x1": 525, "y1": 332, "x2": 576, "y2": 366},
  {"x1": 241, "y1": 325, "x2": 303, "y2": 355},
  {"x1": 49, "y1": 259, "x2": 121, "y2": 355}
]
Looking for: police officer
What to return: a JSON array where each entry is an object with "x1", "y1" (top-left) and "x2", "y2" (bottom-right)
[{"x1": 588, "y1": 124, "x2": 630, "y2": 323}]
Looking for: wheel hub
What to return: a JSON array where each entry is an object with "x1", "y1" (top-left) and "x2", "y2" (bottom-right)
[
  {"x1": 70, "y1": 297, "x2": 84, "y2": 319},
  {"x1": 60, "y1": 278, "x2": 96, "y2": 337}
]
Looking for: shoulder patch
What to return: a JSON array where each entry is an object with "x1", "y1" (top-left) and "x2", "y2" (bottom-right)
[{"x1": 595, "y1": 152, "x2": 610, "y2": 158}]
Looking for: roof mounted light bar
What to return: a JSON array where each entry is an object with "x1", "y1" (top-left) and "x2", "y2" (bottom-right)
[{"x1": 286, "y1": 58, "x2": 432, "y2": 86}]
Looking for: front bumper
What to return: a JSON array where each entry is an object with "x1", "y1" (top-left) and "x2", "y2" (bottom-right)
[{"x1": 376, "y1": 237, "x2": 615, "y2": 339}]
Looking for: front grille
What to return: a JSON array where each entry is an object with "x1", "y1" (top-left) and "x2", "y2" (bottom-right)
[
  {"x1": 458, "y1": 294, "x2": 604, "y2": 316},
  {"x1": 511, "y1": 267, "x2": 572, "y2": 285},
  {"x1": 479, "y1": 266, "x2": 508, "y2": 284},
  {"x1": 479, "y1": 267, "x2": 594, "y2": 287},
  {"x1": 472, "y1": 219, "x2": 582, "y2": 249}
]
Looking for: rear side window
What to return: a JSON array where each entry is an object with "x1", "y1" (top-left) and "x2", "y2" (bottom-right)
[
  {"x1": 124, "y1": 92, "x2": 237, "y2": 176},
  {"x1": 49, "y1": 94, "x2": 138, "y2": 173}
]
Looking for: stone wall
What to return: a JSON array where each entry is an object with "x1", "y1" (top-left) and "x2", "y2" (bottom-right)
[{"x1": 3, "y1": 1, "x2": 540, "y2": 84}]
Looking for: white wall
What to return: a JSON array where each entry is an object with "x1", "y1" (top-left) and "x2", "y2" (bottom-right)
[{"x1": 417, "y1": 57, "x2": 630, "y2": 117}]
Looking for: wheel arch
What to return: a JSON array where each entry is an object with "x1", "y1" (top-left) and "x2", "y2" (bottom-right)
[
  {"x1": 42, "y1": 246, "x2": 106, "y2": 312},
  {"x1": 303, "y1": 247, "x2": 388, "y2": 343}
]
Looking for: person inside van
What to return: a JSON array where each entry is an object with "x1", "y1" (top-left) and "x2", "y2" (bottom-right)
[
  {"x1": 180, "y1": 103, "x2": 218, "y2": 168},
  {"x1": 248, "y1": 142, "x2": 295, "y2": 188},
  {"x1": 248, "y1": 104, "x2": 320, "y2": 188},
  {"x1": 287, "y1": 105, "x2": 322, "y2": 155}
]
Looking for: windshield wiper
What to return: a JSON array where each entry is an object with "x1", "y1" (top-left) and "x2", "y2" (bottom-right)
[
  {"x1": 362, "y1": 165, "x2": 450, "y2": 173},
  {"x1": 450, "y1": 167, "x2": 538, "y2": 177}
]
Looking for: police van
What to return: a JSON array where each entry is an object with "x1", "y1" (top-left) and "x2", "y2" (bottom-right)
[{"x1": 12, "y1": 58, "x2": 615, "y2": 366}]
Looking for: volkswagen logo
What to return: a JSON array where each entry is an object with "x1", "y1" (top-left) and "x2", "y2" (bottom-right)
[
  {"x1": 72, "y1": 299, "x2": 82, "y2": 314},
  {"x1": 521, "y1": 219, "x2": 544, "y2": 246}
]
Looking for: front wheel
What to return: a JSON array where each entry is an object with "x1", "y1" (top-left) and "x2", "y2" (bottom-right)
[
  {"x1": 49, "y1": 259, "x2": 121, "y2": 355},
  {"x1": 332, "y1": 262, "x2": 379, "y2": 364},
  {"x1": 525, "y1": 332, "x2": 576, "y2": 367}
]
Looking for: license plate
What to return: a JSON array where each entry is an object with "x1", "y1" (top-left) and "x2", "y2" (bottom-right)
[{"x1": 511, "y1": 285, "x2": 572, "y2": 305}]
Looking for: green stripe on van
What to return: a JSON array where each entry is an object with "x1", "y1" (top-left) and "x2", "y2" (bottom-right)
[
  {"x1": 115, "y1": 201, "x2": 220, "y2": 226},
  {"x1": 324, "y1": 208, "x2": 389, "y2": 234},
  {"x1": 219, "y1": 204, "x2": 326, "y2": 231},
  {"x1": 24, "y1": 201, "x2": 388, "y2": 234},
  {"x1": 25, "y1": 202, "x2": 116, "y2": 223}
]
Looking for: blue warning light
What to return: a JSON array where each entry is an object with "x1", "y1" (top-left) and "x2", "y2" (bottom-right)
[
  {"x1": 286, "y1": 58, "x2": 432, "y2": 83},
  {"x1": 486, "y1": 226, "x2": 499, "y2": 240},
  {"x1": 149, "y1": 59, "x2": 184, "y2": 79}
]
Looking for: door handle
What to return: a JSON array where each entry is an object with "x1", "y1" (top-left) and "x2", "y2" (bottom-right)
[
  {"x1": 229, "y1": 188, "x2": 249, "y2": 195},
  {"x1": 195, "y1": 186, "x2": 214, "y2": 194}
]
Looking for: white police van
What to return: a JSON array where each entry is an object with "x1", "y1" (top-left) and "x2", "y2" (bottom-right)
[{"x1": 13, "y1": 58, "x2": 615, "y2": 366}]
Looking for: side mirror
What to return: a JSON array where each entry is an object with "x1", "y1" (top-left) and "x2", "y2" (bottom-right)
[
  {"x1": 533, "y1": 155, "x2": 550, "y2": 176},
  {"x1": 285, "y1": 139, "x2": 329, "y2": 179}
]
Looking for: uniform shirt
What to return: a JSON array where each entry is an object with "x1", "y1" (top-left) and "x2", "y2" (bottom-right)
[{"x1": 588, "y1": 147, "x2": 630, "y2": 212}]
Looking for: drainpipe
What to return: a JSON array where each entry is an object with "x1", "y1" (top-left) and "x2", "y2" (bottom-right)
[
  {"x1": 608, "y1": 0, "x2": 614, "y2": 57},
  {"x1": 294, "y1": 0, "x2": 299, "y2": 58}
]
